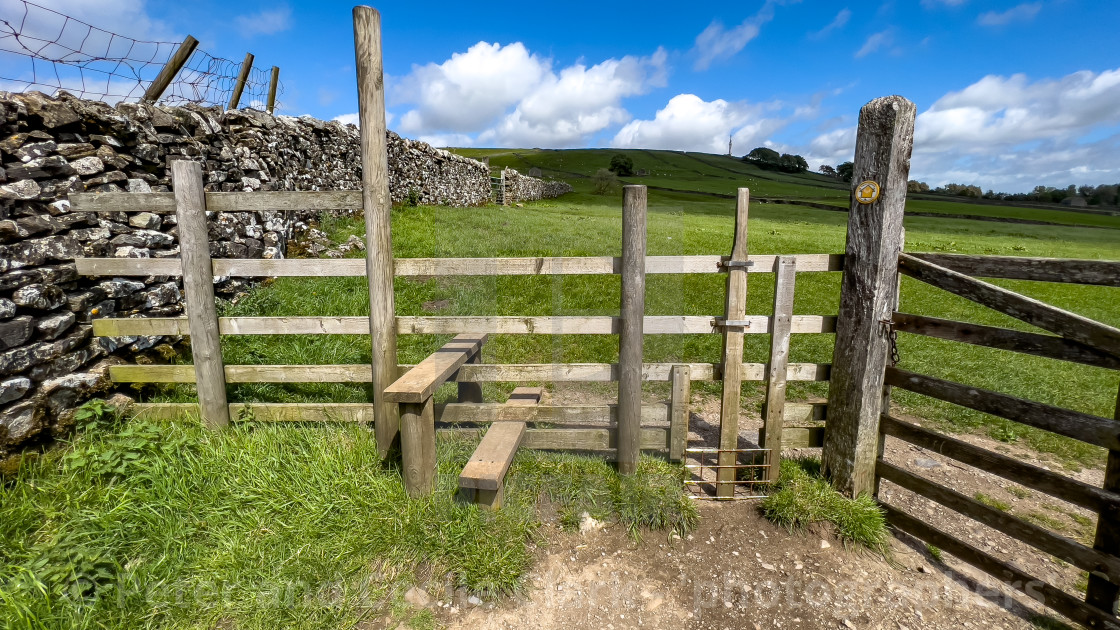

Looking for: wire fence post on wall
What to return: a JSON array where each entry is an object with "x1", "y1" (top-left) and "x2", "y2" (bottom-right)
[
  {"x1": 227, "y1": 52, "x2": 255, "y2": 110},
  {"x1": 267, "y1": 66, "x2": 280, "y2": 114},
  {"x1": 1, "y1": 0, "x2": 284, "y2": 110}
]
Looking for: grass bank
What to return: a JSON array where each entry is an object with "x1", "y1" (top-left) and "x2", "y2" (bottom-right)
[{"x1": 0, "y1": 401, "x2": 695, "y2": 628}]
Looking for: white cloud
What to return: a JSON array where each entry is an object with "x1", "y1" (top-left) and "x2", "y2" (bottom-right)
[
  {"x1": 235, "y1": 6, "x2": 293, "y2": 37},
  {"x1": 610, "y1": 94, "x2": 786, "y2": 153},
  {"x1": 332, "y1": 111, "x2": 394, "y2": 128},
  {"x1": 691, "y1": 0, "x2": 798, "y2": 71},
  {"x1": 804, "y1": 66, "x2": 1120, "y2": 191},
  {"x1": 395, "y1": 42, "x2": 550, "y2": 134},
  {"x1": 855, "y1": 29, "x2": 893, "y2": 58},
  {"x1": 809, "y1": 9, "x2": 851, "y2": 40},
  {"x1": 977, "y1": 2, "x2": 1042, "y2": 26},
  {"x1": 921, "y1": 0, "x2": 967, "y2": 7},
  {"x1": 394, "y1": 43, "x2": 666, "y2": 148}
]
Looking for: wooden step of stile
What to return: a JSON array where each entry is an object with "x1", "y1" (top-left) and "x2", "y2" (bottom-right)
[{"x1": 457, "y1": 387, "x2": 541, "y2": 508}]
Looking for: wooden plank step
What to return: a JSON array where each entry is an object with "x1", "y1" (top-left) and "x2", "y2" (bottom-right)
[
  {"x1": 383, "y1": 334, "x2": 487, "y2": 403},
  {"x1": 507, "y1": 386, "x2": 543, "y2": 406},
  {"x1": 459, "y1": 422, "x2": 527, "y2": 491}
]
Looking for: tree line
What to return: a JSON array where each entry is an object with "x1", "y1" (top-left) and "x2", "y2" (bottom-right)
[{"x1": 818, "y1": 161, "x2": 1119, "y2": 207}]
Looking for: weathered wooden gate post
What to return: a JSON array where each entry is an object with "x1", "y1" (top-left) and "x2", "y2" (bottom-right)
[
  {"x1": 821, "y1": 95, "x2": 916, "y2": 497},
  {"x1": 172, "y1": 160, "x2": 230, "y2": 429},
  {"x1": 353, "y1": 6, "x2": 400, "y2": 455},
  {"x1": 618, "y1": 184, "x2": 647, "y2": 475}
]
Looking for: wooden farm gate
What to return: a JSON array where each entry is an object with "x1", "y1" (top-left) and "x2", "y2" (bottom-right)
[
  {"x1": 873, "y1": 253, "x2": 1120, "y2": 629},
  {"x1": 812, "y1": 95, "x2": 1120, "y2": 628}
]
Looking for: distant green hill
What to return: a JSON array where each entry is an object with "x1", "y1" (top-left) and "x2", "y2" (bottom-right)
[{"x1": 451, "y1": 147, "x2": 1120, "y2": 230}]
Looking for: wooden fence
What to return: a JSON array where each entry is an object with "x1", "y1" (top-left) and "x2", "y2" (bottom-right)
[{"x1": 72, "y1": 175, "x2": 842, "y2": 498}]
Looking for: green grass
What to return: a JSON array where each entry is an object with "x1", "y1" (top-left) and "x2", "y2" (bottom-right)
[
  {"x1": 974, "y1": 492, "x2": 1011, "y2": 512},
  {"x1": 0, "y1": 400, "x2": 695, "y2": 628},
  {"x1": 760, "y1": 458, "x2": 889, "y2": 553}
]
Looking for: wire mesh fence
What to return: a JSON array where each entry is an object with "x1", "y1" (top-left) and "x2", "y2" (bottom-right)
[{"x1": 0, "y1": 0, "x2": 282, "y2": 109}]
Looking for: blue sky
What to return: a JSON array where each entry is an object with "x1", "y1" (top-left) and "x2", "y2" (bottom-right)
[{"x1": 8, "y1": 0, "x2": 1120, "y2": 192}]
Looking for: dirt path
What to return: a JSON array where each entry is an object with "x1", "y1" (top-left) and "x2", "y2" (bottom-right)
[
  {"x1": 432, "y1": 500, "x2": 1051, "y2": 629},
  {"x1": 395, "y1": 387, "x2": 1096, "y2": 629}
]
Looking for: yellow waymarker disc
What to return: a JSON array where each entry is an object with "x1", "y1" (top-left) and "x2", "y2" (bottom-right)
[{"x1": 855, "y1": 181, "x2": 880, "y2": 204}]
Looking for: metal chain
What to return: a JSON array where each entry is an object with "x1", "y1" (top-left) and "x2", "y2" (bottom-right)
[{"x1": 880, "y1": 319, "x2": 901, "y2": 366}]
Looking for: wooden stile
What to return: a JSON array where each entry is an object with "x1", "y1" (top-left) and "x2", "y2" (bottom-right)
[
  {"x1": 383, "y1": 334, "x2": 486, "y2": 403},
  {"x1": 354, "y1": 5, "x2": 400, "y2": 456},
  {"x1": 898, "y1": 253, "x2": 1120, "y2": 358},
  {"x1": 669, "y1": 365, "x2": 691, "y2": 463},
  {"x1": 172, "y1": 161, "x2": 229, "y2": 429},
  {"x1": 762, "y1": 255, "x2": 796, "y2": 481},
  {"x1": 457, "y1": 344, "x2": 484, "y2": 403},
  {"x1": 821, "y1": 95, "x2": 916, "y2": 497},
  {"x1": 400, "y1": 399, "x2": 435, "y2": 497},
  {"x1": 716, "y1": 188, "x2": 750, "y2": 498},
  {"x1": 617, "y1": 185, "x2": 647, "y2": 475}
]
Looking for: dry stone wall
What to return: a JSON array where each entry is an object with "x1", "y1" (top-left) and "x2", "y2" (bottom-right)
[
  {"x1": 502, "y1": 167, "x2": 573, "y2": 202},
  {"x1": 0, "y1": 90, "x2": 569, "y2": 463}
]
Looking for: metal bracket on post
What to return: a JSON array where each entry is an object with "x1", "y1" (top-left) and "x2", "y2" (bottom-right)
[
  {"x1": 713, "y1": 319, "x2": 752, "y2": 329},
  {"x1": 718, "y1": 260, "x2": 754, "y2": 270}
]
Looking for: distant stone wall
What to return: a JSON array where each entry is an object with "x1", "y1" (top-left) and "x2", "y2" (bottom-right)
[
  {"x1": 502, "y1": 167, "x2": 573, "y2": 202},
  {"x1": 0, "y1": 90, "x2": 567, "y2": 463}
]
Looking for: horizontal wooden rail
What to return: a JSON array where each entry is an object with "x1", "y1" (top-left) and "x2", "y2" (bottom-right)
[
  {"x1": 438, "y1": 402, "x2": 669, "y2": 424},
  {"x1": 898, "y1": 253, "x2": 1120, "y2": 358},
  {"x1": 128, "y1": 403, "x2": 669, "y2": 451},
  {"x1": 882, "y1": 504, "x2": 1120, "y2": 630},
  {"x1": 880, "y1": 415, "x2": 1120, "y2": 513},
  {"x1": 909, "y1": 253, "x2": 1120, "y2": 288},
  {"x1": 892, "y1": 312, "x2": 1120, "y2": 371},
  {"x1": 886, "y1": 367, "x2": 1120, "y2": 450},
  {"x1": 759, "y1": 426, "x2": 825, "y2": 448},
  {"x1": 108, "y1": 362, "x2": 832, "y2": 384},
  {"x1": 448, "y1": 426, "x2": 669, "y2": 452},
  {"x1": 92, "y1": 315, "x2": 838, "y2": 337},
  {"x1": 70, "y1": 190, "x2": 363, "y2": 214},
  {"x1": 383, "y1": 334, "x2": 486, "y2": 403},
  {"x1": 74, "y1": 254, "x2": 844, "y2": 278},
  {"x1": 878, "y1": 460, "x2": 1120, "y2": 584}
]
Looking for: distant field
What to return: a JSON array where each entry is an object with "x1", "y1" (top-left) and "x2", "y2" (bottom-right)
[{"x1": 455, "y1": 147, "x2": 1120, "y2": 231}]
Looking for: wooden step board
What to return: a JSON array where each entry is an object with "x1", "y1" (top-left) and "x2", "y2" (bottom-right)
[{"x1": 458, "y1": 387, "x2": 541, "y2": 509}]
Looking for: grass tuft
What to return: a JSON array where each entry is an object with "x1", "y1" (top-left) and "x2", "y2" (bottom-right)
[{"x1": 760, "y1": 457, "x2": 889, "y2": 554}]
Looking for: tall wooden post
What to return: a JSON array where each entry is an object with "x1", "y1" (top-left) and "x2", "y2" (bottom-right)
[
  {"x1": 172, "y1": 160, "x2": 229, "y2": 429},
  {"x1": 353, "y1": 6, "x2": 400, "y2": 456},
  {"x1": 142, "y1": 35, "x2": 199, "y2": 104},
  {"x1": 821, "y1": 95, "x2": 916, "y2": 497},
  {"x1": 762, "y1": 255, "x2": 796, "y2": 482},
  {"x1": 716, "y1": 188, "x2": 750, "y2": 498},
  {"x1": 227, "y1": 52, "x2": 255, "y2": 110},
  {"x1": 1086, "y1": 383, "x2": 1120, "y2": 613},
  {"x1": 266, "y1": 66, "x2": 280, "y2": 114},
  {"x1": 618, "y1": 185, "x2": 647, "y2": 474}
]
